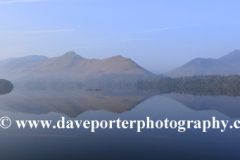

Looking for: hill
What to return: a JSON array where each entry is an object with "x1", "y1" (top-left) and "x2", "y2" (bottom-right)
[
  {"x1": 2, "y1": 55, "x2": 48, "y2": 71},
  {"x1": 0, "y1": 51, "x2": 153, "y2": 81},
  {"x1": 165, "y1": 50, "x2": 240, "y2": 77},
  {"x1": 0, "y1": 58, "x2": 15, "y2": 67}
]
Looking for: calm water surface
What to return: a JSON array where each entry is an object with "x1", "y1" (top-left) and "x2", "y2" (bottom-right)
[{"x1": 0, "y1": 87, "x2": 240, "y2": 160}]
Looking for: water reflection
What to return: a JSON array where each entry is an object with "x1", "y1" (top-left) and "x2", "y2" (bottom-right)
[
  {"x1": 0, "y1": 87, "x2": 156, "y2": 117},
  {"x1": 166, "y1": 93, "x2": 240, "y2": 118},
  {"x1": 0, "y1": 84, "x2": 240, "y2": 119},
  {"x1": 1, "y1": 84, "x2": 240, "y2": 159}
]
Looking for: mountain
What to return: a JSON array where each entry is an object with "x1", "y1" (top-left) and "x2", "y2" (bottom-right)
[
  {"x1": 165, "y1": 50, "x2": 240, "y2": 77},
  {"x1": 219, "y1": 50, "x2": 240, "y2": 66},
  {"x1": 2, "y1": 55, "x2": 48, "y2": 71},
  {"x1": 0, "y1": 51, "x2": 153, "y2": 81},
  {"x1": 0, "y1": 58, "x2": 15, "y2": 67}
]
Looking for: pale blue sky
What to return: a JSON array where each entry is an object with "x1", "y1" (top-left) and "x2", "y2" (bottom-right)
[{"x1": 0, "y1": 0, "x2": 240, "y2": 73}]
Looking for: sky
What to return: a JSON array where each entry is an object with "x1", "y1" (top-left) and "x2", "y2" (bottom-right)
[{"x1": 0, "y1": 0, "x2": 240, "y2": 74}]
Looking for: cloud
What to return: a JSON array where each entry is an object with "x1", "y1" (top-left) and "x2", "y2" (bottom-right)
[
  {"x1": 141, "y1": 25, "x2": 196, "y2": 33},
  {"x1": 142, "y1": 26, "x2": 182, "y2": 33},
  {"x1": 0, "y1": 0, "x2": 51, "y2": 4},
  {"x1": 75, "y1": 45, "x2": 101, "y2": 49},
  {"x1": 7, "y1": 29, "x2": 75, "y2": 34},
  {"x1": 117, "y1": 38, "x2": 147, "y2": 42}
]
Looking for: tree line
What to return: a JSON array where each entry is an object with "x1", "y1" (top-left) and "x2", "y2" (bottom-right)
[{"x1": 135, "y1": 75, "x2": 240, "y2": 96}]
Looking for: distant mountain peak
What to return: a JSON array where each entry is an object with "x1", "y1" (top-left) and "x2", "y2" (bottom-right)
[
  {"x1": 107, "y1": 55, "x2": 131, "y2": 61},
  {"x1": 63, "y1": 51, "x2": 77, "y2": 56},
  {"x1": 233, "y1": 49, "x2": 240, "y2": 52},
  {"x1": 219, "y1": 49, "x2": 240, "y2": 65},
  {"x1": 220, "y1": 50, "x2": 240, "y2": 57},
  {"x1": 62, "y1": 51, "x2": 85, "y2": 59},
  {"x1": 165, "y1": 50, "x2": 240, "y2": 77},
  {"x1": 115, "y1": 55, "x2": 125, "y2": 58}
]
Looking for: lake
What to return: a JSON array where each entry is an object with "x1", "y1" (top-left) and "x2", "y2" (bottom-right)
[{"x1": 0, "y1": 86, "x2": 240, "y2": 160}]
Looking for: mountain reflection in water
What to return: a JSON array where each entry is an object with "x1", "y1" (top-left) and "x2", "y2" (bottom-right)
[
  {"x1": 0, "y1": 84, "x2": 240, "y2": 118},
  {"x1": 1, "y1": 83, "x2": 240, "y2": 160},
  {"x1": 0, "y1": 87, "x2": 155, "y2": 117}
]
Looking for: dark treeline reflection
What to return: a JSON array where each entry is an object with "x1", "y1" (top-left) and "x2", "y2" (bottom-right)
[
  {"x1": 135, "y1": 75, "x2": 240, "y2": 96},
  {"x1": 0, "y1": 79, "x2": 14, "y2": 95}
]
